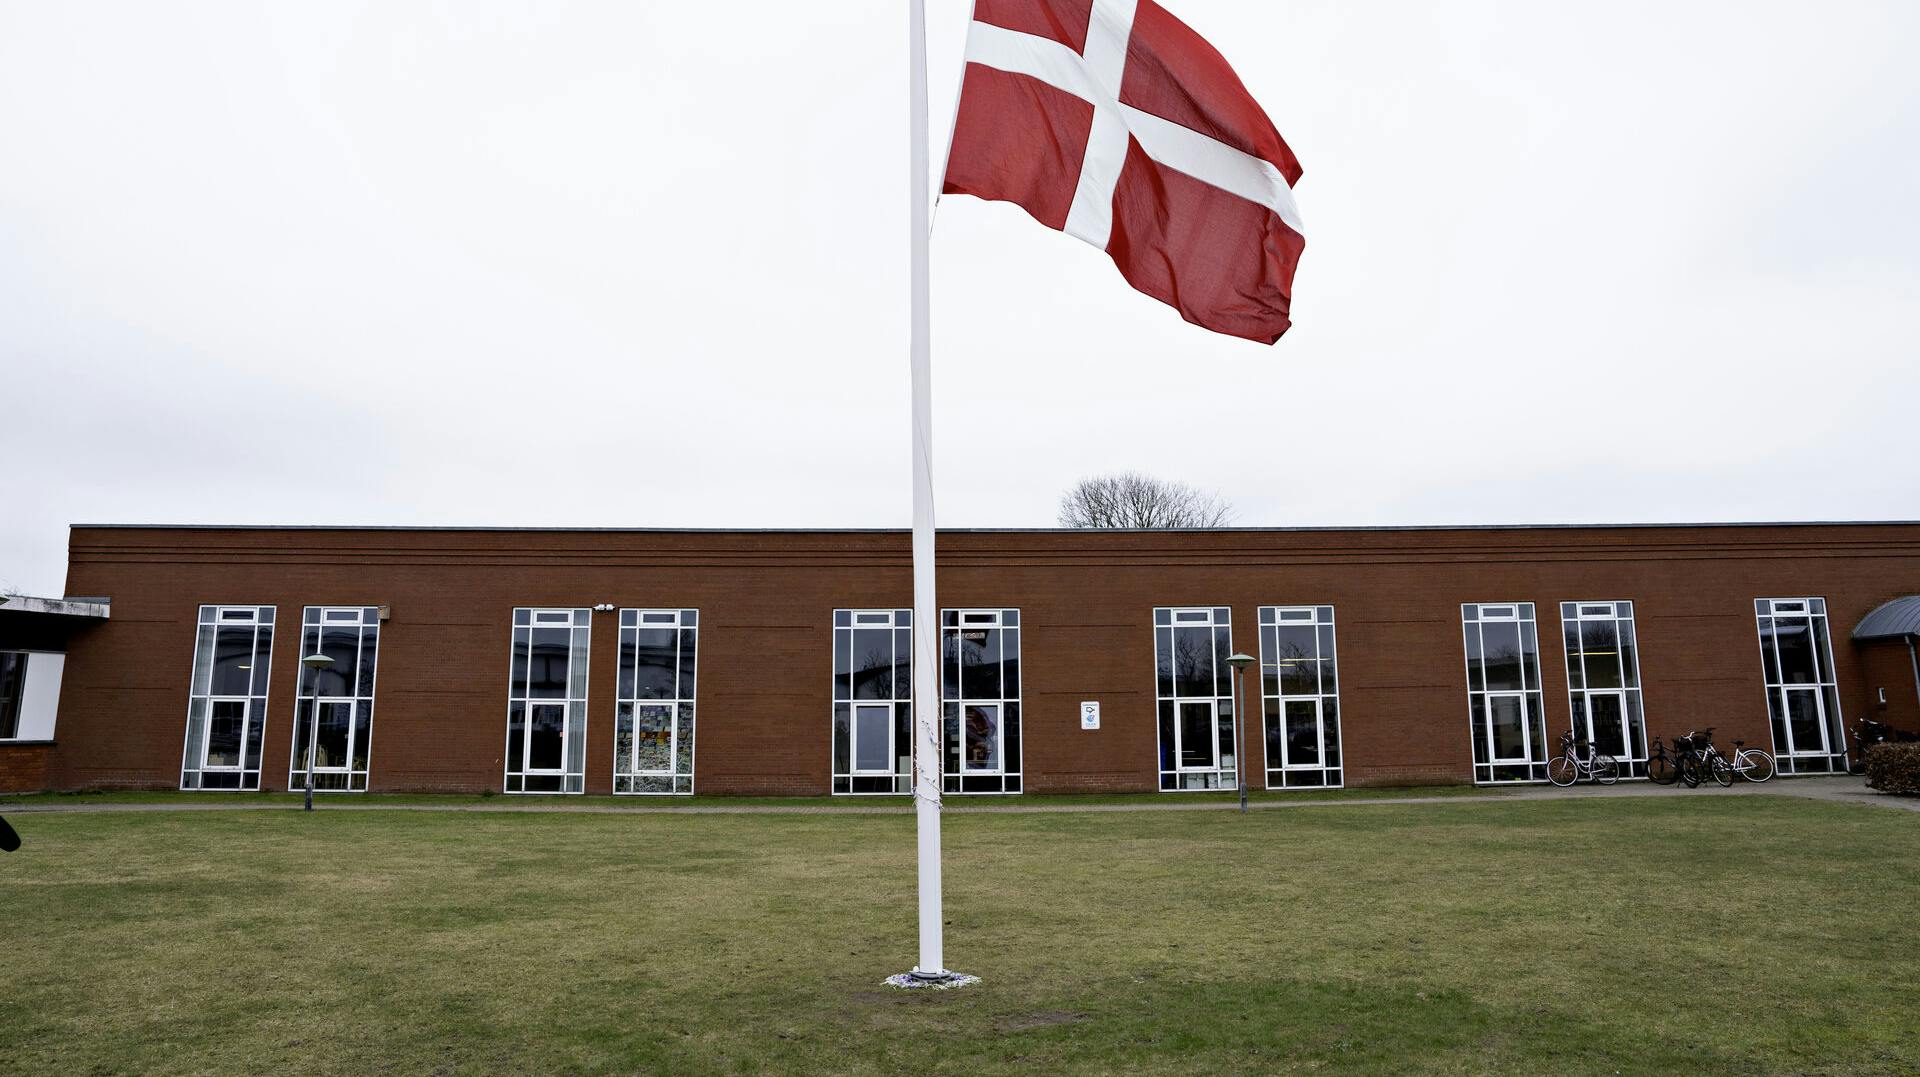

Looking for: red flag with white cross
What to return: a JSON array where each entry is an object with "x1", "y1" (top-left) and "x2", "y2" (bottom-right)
[{"x1": 942, "y1": 0, "x2": 1305, "y2": 344}]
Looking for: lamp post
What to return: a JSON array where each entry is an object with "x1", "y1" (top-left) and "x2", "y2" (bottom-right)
[
  {"x1": 298, "y1": 653, "x2": 334, "y2": 812},
  {"x1": 1225, "y1": 652, "x2": 1256, "y2": 814}
]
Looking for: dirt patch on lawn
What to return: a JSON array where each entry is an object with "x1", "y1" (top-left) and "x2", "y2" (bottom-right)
[{"x1": 996, "y1": 1010, "x2": 1089, "y2": 1032}]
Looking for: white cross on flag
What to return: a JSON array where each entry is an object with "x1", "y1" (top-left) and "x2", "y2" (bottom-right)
[{"x1": 943, "y1": 0, "x2": 1305, "y2": 344}]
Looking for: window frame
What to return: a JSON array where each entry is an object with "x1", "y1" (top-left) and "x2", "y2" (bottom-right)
[
  {"x1": 1558, "y1": 600, "x2": 1648, "y2": 778},
  {"x1": 1461, "y1": 601, "x2": 1550, "y2": 784},
  {"x1": 180, "y1": 604, "x2": 276, "y2": 791},
  {"x1": 1753, "y1": 597, "x2": 1848, "y2": 775},
  {"x1": 1257, "y1": 605, "x2": 1344, "y2": 789},
  {"x1": 1152, "y1": 605, "x2": 1238, "y2": 792},
  {"x1": 940, "y1": 607, "x2": 1023, "y2": 795},
  {"x1": 614, "y1": 608, "x2": 698, "y2": 795},
  {"x1": 504, "y1": 607, "x2": 591, "y2": 795},
  {"x1": 288, "y1": 606, "x2": 382, "y2": 793},
  {"x1": 831, "y1": 608, "x2": 914, "y2": 796}
]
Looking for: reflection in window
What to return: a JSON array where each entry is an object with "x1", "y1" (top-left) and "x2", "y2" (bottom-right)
[
  {"x1": 832, "y1": 609, "x2": 913, "y2": 795},
  {"x1": 1560, "y1": 601, "x2": 1648, "y2": 778},
  {"x1": 616, "y1": 609, "x2": 697, "y2": 794},
  {"x1": 0, "y1": 651, "x2": 26, "y2": 739},
  {"x1": 182, "y1": 605, "x2": 275, "y2": 790},
  {"x1": 1259, "y1": 606, "x2": 1342, "y2": 788},
  {"x1": 505, "y1": 608, "x2": 590, "y2": 793},
  {"x1": 1154, "y1": 606, "x2": 1236, "y2": 791},
  {"x1": 1755, "y1": 598, "x2": 1847, "y2": 774},
  {"x1": 289, "y1": 606, "x2": 381, "y2": 792},
  {"x1": 941, "y1": 609, "x2": 1021, "y2": 794},
  {"x1": 1462, "y1": 603, "x2": 1549, "y2": 783}
]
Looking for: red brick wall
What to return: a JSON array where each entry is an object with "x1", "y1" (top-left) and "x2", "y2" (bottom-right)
[
  {"x1": 1856, "y1": 639, "x2": 1920, "y2": 736},
  {"x1": 0, "y1": 742, "x2": 55, "y2": 793},
  {"x1": 48, "y1": 524, "x2": 1920, "y2": 794}
]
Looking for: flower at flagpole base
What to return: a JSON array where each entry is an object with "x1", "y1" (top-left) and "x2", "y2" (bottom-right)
[{"x1": 885, "y1": 970, "x2": 982, "y2": 990}]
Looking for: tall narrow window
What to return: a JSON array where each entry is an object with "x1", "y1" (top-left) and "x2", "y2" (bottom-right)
[
  {"x1": 832, "y1": 608, "x2": 913, "y2": 795},
  {"x1": 1259, "y1": 606, "x2": 1342, "y2": 788},
  {"x1": 181, "y1": 605, "x2": 275, "y2": 791},
  {"x1": 1462, "y1": 603, "x2": 1549, "y2": 783},
  {"x1": 0, "y1": 651, "x2": 28, "y2": 739},
  {"x1": 289, "y1": 606, "x2": 381, "y2": 792},
  {"x1": 1755, "y1": 598, "x2": 1847, "y2": 774},
  {"x1": 1560, "y1": 601, "x2": 1648, "y2": 778},
  {"x1": 942, "y1": 608, "x2": 1022, "y2": 794},
  {"x1": 616, "y1": 608, "x2": 697, "y2": 795},
  {"x1": 505, "y1": 608, "x2": 590, "y2": 794},
  {"x1": 1154, "y1": 606, "x2": 1236, "y2": 791}
]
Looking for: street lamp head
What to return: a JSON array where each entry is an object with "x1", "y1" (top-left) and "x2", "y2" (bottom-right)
[
  {"x1": 300, "y1": 654, "x2": 335, "y2": 670},
  {"x1": 1224, "y1": 652, "x2": 1256, "y2": 670}
]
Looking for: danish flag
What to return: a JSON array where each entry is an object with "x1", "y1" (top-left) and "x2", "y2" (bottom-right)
[{"x1": 942, "y1": 0, "x2": 1305, "y2": 344}]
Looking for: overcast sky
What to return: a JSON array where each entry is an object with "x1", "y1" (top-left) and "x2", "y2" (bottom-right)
[{"x1": 3, "y1": 0, "x2": 1917, "y2": 595}]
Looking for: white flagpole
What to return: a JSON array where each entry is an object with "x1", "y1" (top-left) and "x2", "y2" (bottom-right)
[
  {"x1": 907, "y1": 0, "x2": 942, "y2": 977},
  {"x1": 899, "y1": 0, "x2": 968, "y2": 989}
]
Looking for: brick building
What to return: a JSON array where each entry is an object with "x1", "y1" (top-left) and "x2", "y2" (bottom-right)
[{"x1": 4, "y1": 522, "x2": 1918, "y2": 795}]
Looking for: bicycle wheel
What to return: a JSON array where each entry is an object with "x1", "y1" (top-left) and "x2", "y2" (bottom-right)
[
  {"x1": 1546, "y1": 755, "x2": 1578, "y2": 787},
  {"x1": 1648, "y1": 755, "x2": 1678, "y2": 786},
  {"x1": 1738, "y1": 749, "x2": 1775, "y2": 783},
  {"x1": 1593, "y1": 755, "x2": 1620, "y2": 785},
  {"x1": 1680, "y1": 756, "x2": 1702, "y2": 788},
  {"x1": 1709, "y1": 754, "x2": 1735, "y2": 787}
]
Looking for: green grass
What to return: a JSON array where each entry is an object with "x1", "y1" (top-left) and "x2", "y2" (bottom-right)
[{"x1": 2, "y1": 798, "x2": 1916, "y2": 1074}]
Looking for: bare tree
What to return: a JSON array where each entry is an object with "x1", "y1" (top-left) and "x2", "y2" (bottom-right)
[{"x1": 1057, "y1": 472, "x2": 1234, "y2": 529}]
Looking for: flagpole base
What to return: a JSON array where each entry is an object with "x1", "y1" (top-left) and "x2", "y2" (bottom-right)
[{"x1": 885, "y1": 969, "x2": 981, "y2": 990}]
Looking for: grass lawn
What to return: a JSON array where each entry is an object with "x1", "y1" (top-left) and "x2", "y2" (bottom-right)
[{"x1": 2, "y1": 797, "x2": 1916, "y2": 1074}]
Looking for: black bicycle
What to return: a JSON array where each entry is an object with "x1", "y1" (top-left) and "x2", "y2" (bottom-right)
[
  {"x1": 1673, "y1": 728, "x2": 1734, "y2": 788},
  {"x1": 1648, "y1": 736, "x2": 1680, "y2": 786},
  {"x1": 1851, "y1": 718, "x2": 1920, "y2": 773}
]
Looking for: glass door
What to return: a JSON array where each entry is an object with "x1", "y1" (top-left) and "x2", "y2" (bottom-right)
[
  {"x1": 1485, "y1": 693, "x2": 1532, "y2": 763},
  {"x1": 852, "y1": 702, "x2": 894, "y2": 775},
  {"x1": 960, "y1": 703, "x2": 1002, "y2": 774},
  {"x1": 631, "y1": 704, "x2": 676, "y2": 776},
  {"x1": 1576, "y1": 690, "x2": 1631, "y2": 758},
  {"x1": 203, "y1": 699, "x2": 251, "y2": 773},
  {"x1": 293, "y1": 698, "x2": 356, "y2": 777},
  {"x1": 1280, "y1": 699, "x2": 1323, "y2": 769},
  {"x1": 1176, "y1": 700, "x2": 1219, "y2": 771},
  {"x1": 1779, "y1": 687, "x2": 1829, "y2": 757},
  {"x1": 524, "y1": 703, "x2": 567, "y2": 775}
]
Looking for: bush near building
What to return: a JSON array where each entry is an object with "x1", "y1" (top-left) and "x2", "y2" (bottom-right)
[{"x1": 1863, "y1": 742, "x2": 1920, "y2": 794}]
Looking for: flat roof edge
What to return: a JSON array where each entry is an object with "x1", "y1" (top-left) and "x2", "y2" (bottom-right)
[
  {"x1": 0, "y1": 595, "x2": 111, "y2": 619},
  {"x1": 65, "y1": 520, "x2": 1920, "y2": 536}
]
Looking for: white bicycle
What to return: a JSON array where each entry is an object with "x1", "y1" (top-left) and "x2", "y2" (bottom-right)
[
  {"x1": 1547, "y1": 731, "x2": 1620, "y2": 786},
  {"x1": 1707, "y1": 733, "x2": 1775, "y2": 783}
]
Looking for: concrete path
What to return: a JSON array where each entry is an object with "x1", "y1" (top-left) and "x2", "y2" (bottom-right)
[{"x1": 3, "y1": 776, "x2": 1913, "y2": 816}]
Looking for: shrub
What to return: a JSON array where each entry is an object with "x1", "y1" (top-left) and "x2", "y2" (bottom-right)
[{"x1": 1863, "y1": 742, "x2": 1920, "y2": 795}]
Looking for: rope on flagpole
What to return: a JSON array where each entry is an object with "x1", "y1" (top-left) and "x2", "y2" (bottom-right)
[{"x1": 925, "y1": 0, "x2": 980, "y2": 238}]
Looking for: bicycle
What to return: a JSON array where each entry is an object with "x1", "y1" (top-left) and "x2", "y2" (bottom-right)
[
  {"x1": 1851, "y1": 718, "x2": 1920, "y2": 773},
  {"x1": 1547, "y1": 730, "x2": 1620, "y2": 786},
  {"x1": 1673, "y1": 729, "x2": 1734, "y2": 788},
  {"x1": 1714, "y1": 736, "x2": 1774, "y2": 783},
  {"x1": 1647, "y1": 737, "x2": 1680, "y2": 786}
]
